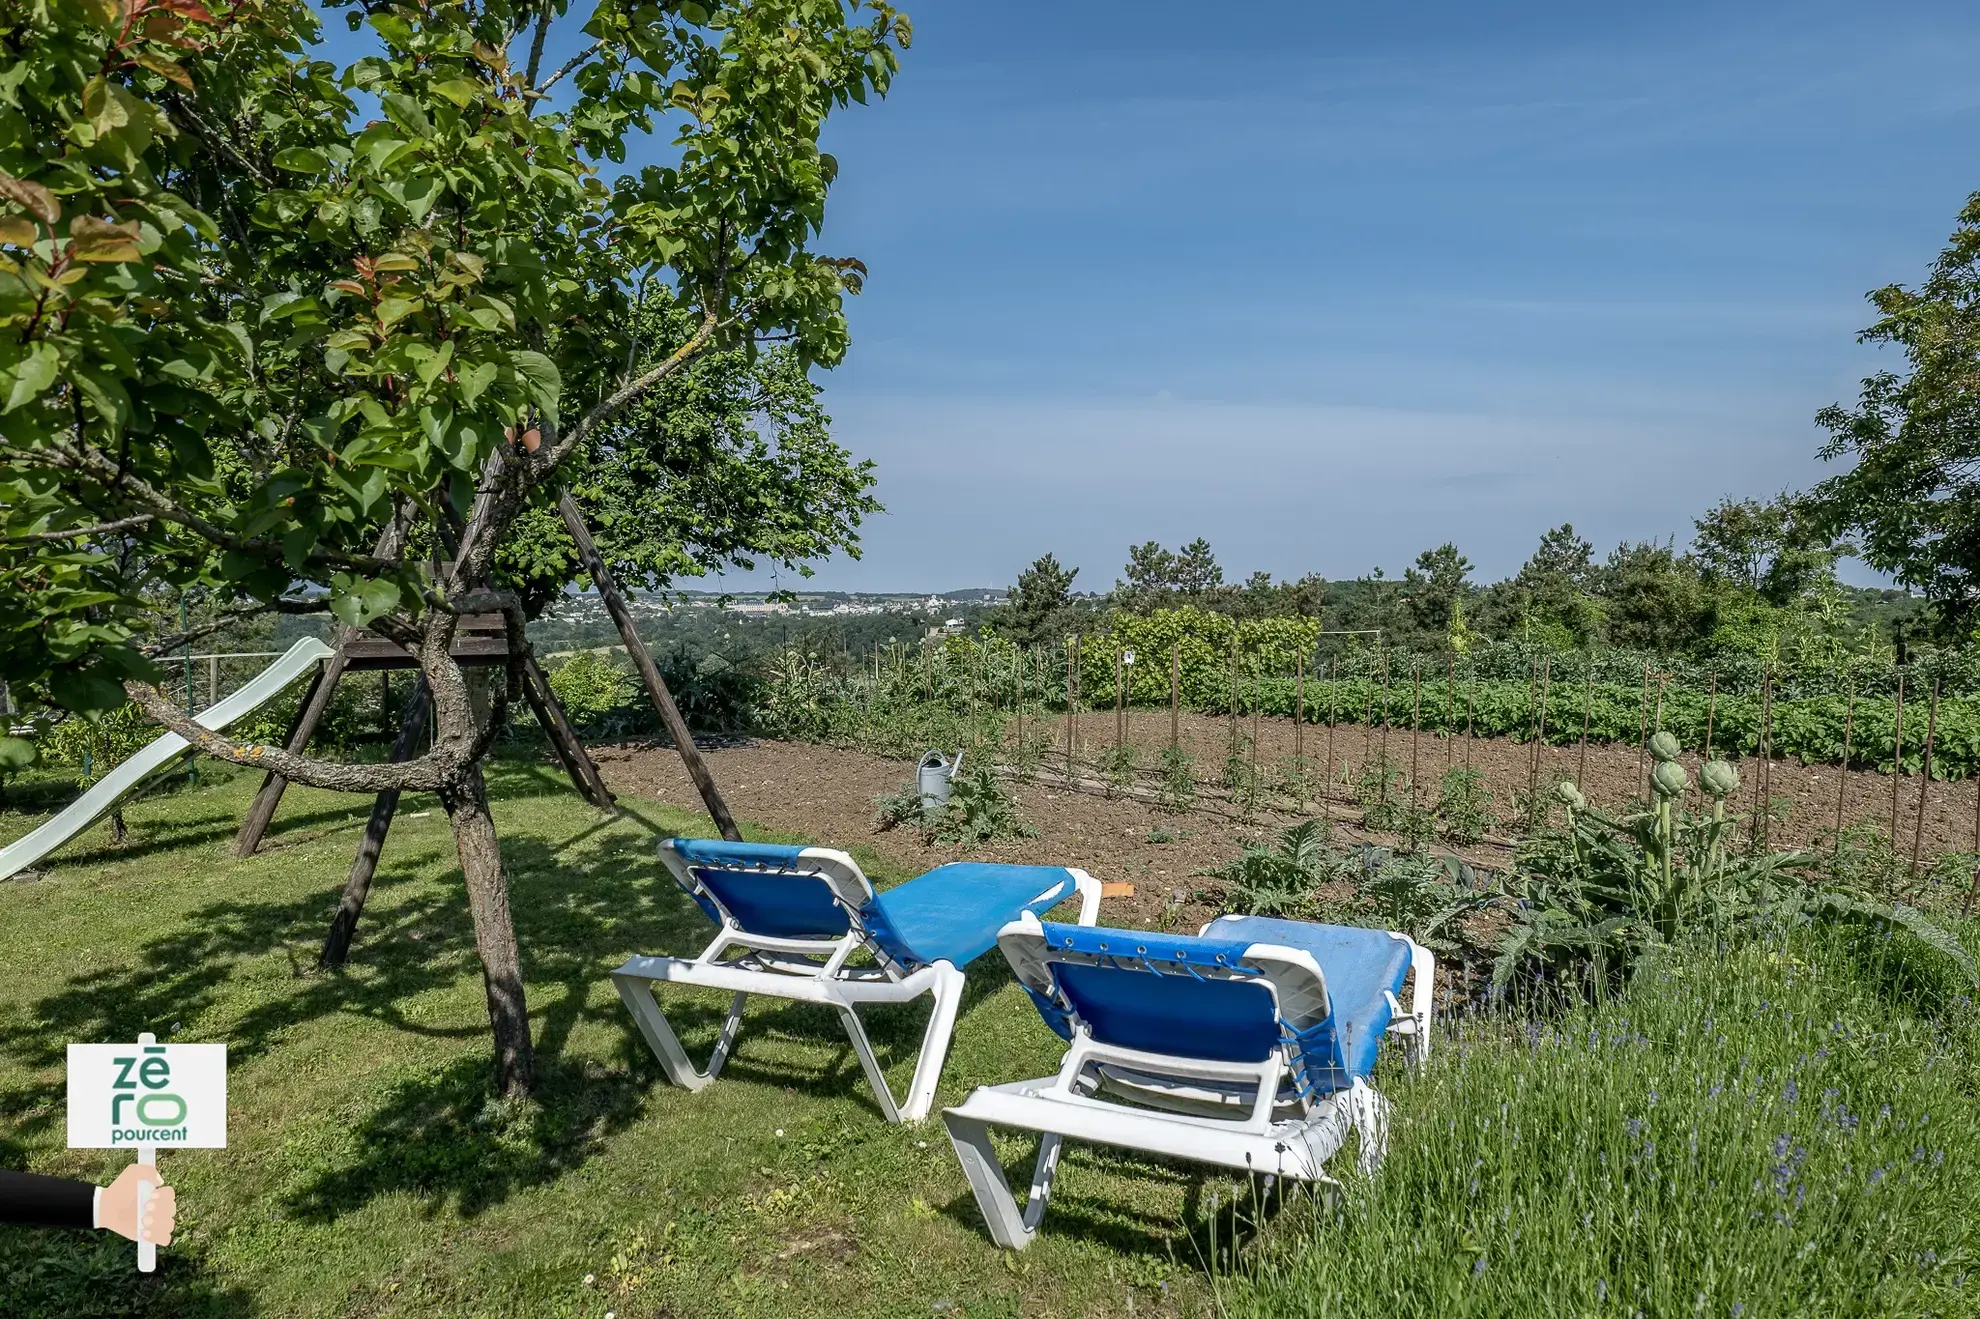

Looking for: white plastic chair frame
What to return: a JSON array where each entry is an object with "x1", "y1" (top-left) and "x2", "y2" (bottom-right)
[
  {"x1": 942, "y1": 914, "x2": 1434, "y2": 1249},
  {"x1": 612, "y1": 845, "x2": 1102, "y2": 1124}
]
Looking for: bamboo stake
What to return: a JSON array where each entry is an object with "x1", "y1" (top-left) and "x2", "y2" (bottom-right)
[
  {"x1": 1910, "y1": 677, "x2": 1939, "y2": 882},
  {"x1": 1361, "y1": 657, "x2": 1374, "y2": 779}
]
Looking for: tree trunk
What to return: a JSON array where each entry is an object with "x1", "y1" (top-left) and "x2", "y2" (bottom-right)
[
  {"x1": 438, "y1": 762, "x2": 535, "y2": 1097},
  {"x1": 109, "y1": 806, "x2": 126, "y2": 843},
  {"x1": 320, "y1": 678, "x2": 432, "y2": 968}
]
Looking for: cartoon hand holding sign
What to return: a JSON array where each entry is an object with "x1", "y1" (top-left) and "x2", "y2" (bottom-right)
[{"x1": 65, "y1": 1032, "x2": 225, "y2": 1272}]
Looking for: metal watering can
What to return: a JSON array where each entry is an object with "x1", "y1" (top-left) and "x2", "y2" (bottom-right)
[{"x1": 917, "y1": 749, "x2": 963, "y2": 812}]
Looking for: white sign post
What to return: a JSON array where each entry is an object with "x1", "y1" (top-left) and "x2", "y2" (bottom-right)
[{"x1": 67, "y1": 1032, "x2": 226, "y2": 1272}]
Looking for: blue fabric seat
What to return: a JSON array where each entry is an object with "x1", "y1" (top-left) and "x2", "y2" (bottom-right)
[
  {"x1": 866, "y1": 863, "x2": 1081, "y2": 968},
  {"x1": 1204, "y1": 915, "x2": 1412, "y2": 1082},
  {"x1": 1022, "y1": 916, "x2": 1412, "y2": 1090},
  {"x1": 667, "y1": 839, "x2": 1082, "y2": 969}
]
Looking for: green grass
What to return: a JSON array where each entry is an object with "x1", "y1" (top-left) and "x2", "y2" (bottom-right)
[
  {"x1": 0, "y1": 754, "x2": 1232, "y2": 1318},
  {"x1": 5, "y1": 754, "x2": 1978, "y2": 1318},
  {"x1": 1221, "y1": 931, "x2": 1980, "y2": 1318}
]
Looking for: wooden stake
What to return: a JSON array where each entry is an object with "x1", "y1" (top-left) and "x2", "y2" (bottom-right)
[
  {"x1": 1526, "y1": 658, "x2": 1540, "y2": 801},
  {"x1": 559, "y1": 493, "x2": 740, "y2": 841},
  {"x1": 1170, "y1": 641, "x2": 1181, "y2": 753},
  {"x1": 1115, "y1": 645, "x2": 1125, "y2": 751},
  {"x1": 1536, "y1": 655, "x2": 1552, "y2": 793},
  {"x1": 1295, "y1": 650, "x2": 1305, "y2": 765},
  {"x1": 1757, "y1": 666, "x2": 1774, "y2": 852},
  {"x1": 1410, "y1": 660, "x2": 1422, "y2": 806},
  {"x1": 1965, "y1": 767, "x2": 1980, "y2": 919},
  {"x1": 1378, "y1": 649, "x2": 1392, "y2": 773},
  {"x1": 1703, "y1": 670, "x2": 1718, "y2": 760},
  {"x1": 1910, "y1": 677, "x2": 1939, "y2": 882},
  {"x1": 1229, "y1": 631, "x2": 1240, "y2": 763},
  {"x1": 1636, "y1": 662, "x2": 1651, "y2": 799},
  {"x1": 1326, "y1": 659, "x2": 1338, "y2": 795},
  {"x1": 320, "y1": 678, "x2": 432, "y2": 967},
  {"x1": 1578, "y1": 663, "x2": 1593, "y2": 789},
  {"x1": 1891, "y1": 672, "x2": 1906, "y2": 847},
  {"x1": 1445, "y1": 652, "x2": 1456, "y2": 769},
  {"x1": 1835, "y1": 678, "x2": 1855, "y2": 844},
  {"x1": 1066, "y1": 636, "x2": 1077, "y2": 778},
  {"x1": 1464, "y1": 674, "x2": 1475, "y2": 771}
]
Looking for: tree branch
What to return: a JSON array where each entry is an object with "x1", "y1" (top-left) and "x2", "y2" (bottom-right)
[
  {"x1": 1, "y1": 515, "x2": 153, "y2": 544},
  {"x1": 125, "y1": 680, "x2": 455, "y2": 792},
  {"x1": 535, "y1": 41, "x2": 602, "y2": 97}
]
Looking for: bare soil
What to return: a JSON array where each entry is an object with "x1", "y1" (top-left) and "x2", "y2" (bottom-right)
[{"x1": 593, "y1": 709, "x2": 1980, "y2": 932}]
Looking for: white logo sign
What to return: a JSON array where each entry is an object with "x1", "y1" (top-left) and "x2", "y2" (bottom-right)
[{"x1": 67, "y1": 1042, "x2": 227, "y2": 1149}]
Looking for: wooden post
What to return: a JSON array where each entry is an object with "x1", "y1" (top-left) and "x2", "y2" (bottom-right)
[
  {"x1": 558, "y1": 491, "x2": 740, "y2": 842},
  {"x1": 320, "y1": 677, "x2": 432, "y2": 967},
  {"x1": 1578, "y1": 663, "x2": 1593, "y2": 789},
  {"x1": 1361, "y1": 657, "x2": 1375, "y2": 778},
  {"x1": 232, "y1": 651, "x2": 348, "y2": 857},
  {"x1": 1250, "y1": 659, "x2": 1260, "y2": 784},
  {"x1": 520, "y1": 653, "x2": 615, "y2": 811},
  {"x1": 1890, "y1": 672, "x2": 1906, "y2": 847},
  {"x1": 1910, "y1": 678, "x2": 1939, "y2": 881},
  {"x1": 1835, "y1": 677, "x2": 1855, "y2": 844},
  {"x1": 1066, "y1": 638, "x2": 1076, "y2": 778}
]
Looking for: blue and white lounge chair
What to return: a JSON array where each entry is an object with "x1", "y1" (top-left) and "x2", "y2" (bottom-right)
[
  {"x1": 942, "y1": 913, "x2": 1434, "y2": 1248},
  {"x1": 612, "y1": 839, "x2": 1102, "y2": 1123}
]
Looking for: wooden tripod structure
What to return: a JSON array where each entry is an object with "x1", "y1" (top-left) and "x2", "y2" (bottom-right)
[{"x1": 232, "y1": 493, "x2": 742, "y2": 968}]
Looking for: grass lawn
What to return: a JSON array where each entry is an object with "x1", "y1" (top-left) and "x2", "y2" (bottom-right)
[
  {"x1": 0, "y1": 753, "x2": 1235, "y2": 1318},
  {"x1": 5, "y1": 751, "x2": 1979, "y2": 1318}
]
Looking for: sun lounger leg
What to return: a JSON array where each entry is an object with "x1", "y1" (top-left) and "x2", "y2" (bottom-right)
[
  {"x1": 898, "y1": 962, "x2": 966, "y2": 1123},
  {"x1": 837, "y1": 1003, "x2": 905, "y2": 1124},
  {"x1": 1347, "y1": 1079, "x2": 1389, "y2": 1174},
  {"x1": 943, "y1": 1115, "x2": 1060, "y2": 1251},
  {"x1": 613, "y1": 972, "x2": 745, "y2": 1092}
]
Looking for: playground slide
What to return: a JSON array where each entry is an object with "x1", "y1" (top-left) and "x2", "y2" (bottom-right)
[{"x1": 0, "y1": 637, "x2": 337, "y2": 881}]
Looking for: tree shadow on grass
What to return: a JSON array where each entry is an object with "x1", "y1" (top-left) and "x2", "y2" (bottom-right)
[
  {"x1": 934, "y1": 1130, "x2": 1295, "y2": 1271},
  {"x1": 0, "y1": 1226, "x2": 258, "y2": 1319}
]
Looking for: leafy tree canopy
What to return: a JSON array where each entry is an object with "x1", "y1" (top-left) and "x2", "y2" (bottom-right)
[{"x1": 1813, "y1": 191, "x2": 1980, "y2": 638}]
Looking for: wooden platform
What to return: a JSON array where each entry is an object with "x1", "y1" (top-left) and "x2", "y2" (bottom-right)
[{"x1": 342, "y1": 614, "x2": 511, "y2": 669}]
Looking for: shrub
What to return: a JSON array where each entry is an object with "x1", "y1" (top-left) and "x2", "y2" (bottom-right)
[
  {"x1": 547, "y1": 652, "x2": 638, "y2": 734},
  {"x1": 1436, "y1": 765, "x2": 1495, "y2": 844}
]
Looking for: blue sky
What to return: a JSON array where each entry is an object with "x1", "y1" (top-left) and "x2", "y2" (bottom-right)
[{"x1": 700, "y1": 0, "x2": 1980, "y2": 593}]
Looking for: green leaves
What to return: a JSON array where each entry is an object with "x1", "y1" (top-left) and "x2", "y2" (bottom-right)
[{"x1": 328, "y1": 575, "x2": 403, "y2": 629}]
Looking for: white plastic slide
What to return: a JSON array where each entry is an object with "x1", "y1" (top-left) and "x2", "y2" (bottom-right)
[{"x1": 0, "y1": 637, "x2": 336, "y2": 880}]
